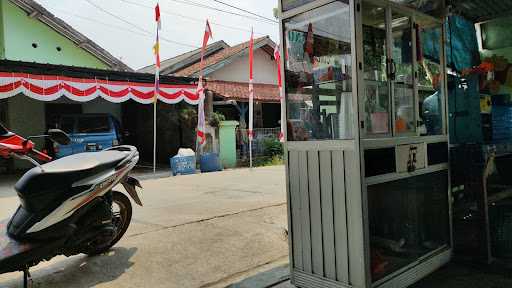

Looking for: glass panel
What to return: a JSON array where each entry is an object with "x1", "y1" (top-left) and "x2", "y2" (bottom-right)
[
  {"x1": 391, "y1": 12, "x2": 415, "y2": 134},
  {"x1": 417, "y1": 22, "x2": 443, "y2": 136},
  {"x1": 282, "y1": 0, "x2": 316, "y2": 11},
  {"x1": 284, "y1": 1, "x2": 353, "y2": 141},
  {"x1": 362, "y1": 1, "x2": 390, "y2": 135},
  {"x1": 368, "y1": 171, "x2": 449, "y2": 282}
]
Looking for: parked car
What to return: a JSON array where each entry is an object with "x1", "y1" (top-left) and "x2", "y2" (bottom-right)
[{"x1": 54, "y1": 114, "x2": 123, "y2": 158}]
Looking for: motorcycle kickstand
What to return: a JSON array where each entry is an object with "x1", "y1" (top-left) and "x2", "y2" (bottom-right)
[{"x1": 23, "y1": 267, "x2": 33, "y2": 288}]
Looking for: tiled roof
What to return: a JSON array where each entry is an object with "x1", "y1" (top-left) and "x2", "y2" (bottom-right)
[
  {"x1": 174, "y1": 36, "x2": 271, "y2": 77},
  {"x1": 206, "y1": 80, "x2": 280, "y2": 103},
  {"x1": 138, "y1": 40, "x2": 228, "y2": 73}
]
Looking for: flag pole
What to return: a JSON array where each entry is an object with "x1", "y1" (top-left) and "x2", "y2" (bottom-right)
[
  {"x1": 153, "y1": 3, "x2": 162, "y2": 173},
  {"x1": 196, "y1": 20, "x2": 212, "y2": 164},
  {"x1": 248, "y1": 29, "x2": 254, "y2": 169},
  {"x1": 153, "y1": 91, "x2": 157, "y2": 173},
  {"x1": 274, "y1": 44, "x2": 285, "y2": 143}
]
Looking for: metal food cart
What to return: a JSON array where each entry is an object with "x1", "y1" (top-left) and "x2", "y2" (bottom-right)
[{"x1": 279, "y1": 0, "x2": 450, "y2": 287}]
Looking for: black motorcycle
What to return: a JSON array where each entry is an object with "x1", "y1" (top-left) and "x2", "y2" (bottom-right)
[{"x1": 0, "y1": 124, "x2": 142, "y2": 287}]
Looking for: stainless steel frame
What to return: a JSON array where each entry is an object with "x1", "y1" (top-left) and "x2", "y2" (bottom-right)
[{"x1": 280, "y1": 1, "x2": 451, "y2": 287}]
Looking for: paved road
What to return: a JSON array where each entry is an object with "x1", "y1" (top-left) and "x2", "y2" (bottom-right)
[{"x1": 0, "y1": 166, "x2": 288, "y2": 288}]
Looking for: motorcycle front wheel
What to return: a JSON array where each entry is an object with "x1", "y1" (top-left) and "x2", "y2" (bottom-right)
[{"x1": 85, "y1": 191, "x2": 133, "y2": 256}]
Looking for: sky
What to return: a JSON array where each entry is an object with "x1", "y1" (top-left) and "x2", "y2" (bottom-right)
[{"x1": 35, "y1": 0, "x2": 280, "y2": 70}]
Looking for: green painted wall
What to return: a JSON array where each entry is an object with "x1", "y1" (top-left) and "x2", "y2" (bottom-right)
[
  {"x1": 219, "y1": 121, "x2": 239, "y2": 168},
  {"x1": 1, "y1": 1, "x2": 107, "y2": 69},
  {"x1": 0, "y1": 1, "x2": 4, "y2": 58}
]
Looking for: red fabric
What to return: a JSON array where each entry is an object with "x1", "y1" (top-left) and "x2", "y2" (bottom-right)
[
  {"x1": 0, "y1": 72, "x2": 198, "y2": 104},
  {"x1": 203, "y1": 20, "x2": 213, "y2": 50},
  {"x1": 155, "y1": 4, "x2": 161, "y2": 22},
  {"x1": 197, "y1": 130, "x2": 206, "y2": 144},
  {"x1": 273, "y1": 45, "x2": 282, "y2": 87},
  {"x1": 197, "y1": 20, "x2": 213, "y2": 147}
]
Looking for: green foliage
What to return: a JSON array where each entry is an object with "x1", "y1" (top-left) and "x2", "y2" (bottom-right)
[
  {"x1": 262, "y1": 137, "x2": 283, "y2": 158},
  {"x1": 250, "y1": 137, "x2": 284, "y2": 167},
  {"x1": 253, "y1": 155, "x2": 284, "y2": 167},
  {"x1": 180, "y1": 108, "x2": 197, "y2": 126},
  {"x1": 209, "y1": 111, "x2": 226, "y2": 127}
]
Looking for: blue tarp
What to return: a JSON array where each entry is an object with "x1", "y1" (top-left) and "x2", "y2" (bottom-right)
[{"x1": 422, "y1": 15, "x2": 480, "y2": 72}]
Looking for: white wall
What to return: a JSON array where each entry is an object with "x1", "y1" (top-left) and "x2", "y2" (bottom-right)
[{"x1": 209, "y1": 48, "x2": 278, "y2": 85}]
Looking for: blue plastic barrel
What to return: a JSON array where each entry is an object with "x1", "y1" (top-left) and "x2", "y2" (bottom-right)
[
  {"x1": 170, "y1": 155, "x2": 196, "y2": 176},
  {"x1": 200, "y1": 153, "x2": 222, "y2": 173}
]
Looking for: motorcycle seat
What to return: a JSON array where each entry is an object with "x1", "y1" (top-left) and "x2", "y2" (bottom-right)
[
  {"x1": 14, "y1": 151, "x2": 128, "y2": 213},
  {"x1": 39, "y1": 151, "x2": 127, "y2": 174}
]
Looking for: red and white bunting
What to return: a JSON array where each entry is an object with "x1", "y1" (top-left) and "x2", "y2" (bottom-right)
[
  {"x1": 0, "y1": 72, "x2": 198, "y2": 104},
  {"x1": 273, "y1": 44, "x2": 285, "y2": 143}
]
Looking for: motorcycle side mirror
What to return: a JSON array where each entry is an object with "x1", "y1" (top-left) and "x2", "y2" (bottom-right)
[{"x1": 48, "y1": 129, "x2": 71, "y2": 145}]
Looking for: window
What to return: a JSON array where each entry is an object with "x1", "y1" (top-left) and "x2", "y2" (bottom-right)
[
  {"x1": 368, "y1": 171, "x2": 449, "y2": 282},
  {"x1": 417, "y1": 21, "x2": 443, "y2": 136},
  {"x1": 391, "y1": 11, "x2": 415, "y2": 135},
  {"x1": 284, "y1": 1, "x2": 354, "y2": 141},
  {"x1": 362, "y1": 1, "x2": 390, "y2": 135},
  {"x1": 76, "y1": 116, "x2": 111, "y2": 133}
]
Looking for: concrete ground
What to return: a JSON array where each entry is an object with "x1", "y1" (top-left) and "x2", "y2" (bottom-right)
[{"x1": 0, "y1": 166, "x2": 289, "y2": 288}]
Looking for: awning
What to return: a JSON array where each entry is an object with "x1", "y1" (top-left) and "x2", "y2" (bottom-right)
[
  {"x1": 0, "y1": 60, "x2": 199, "y2": 105},
  {"x1": 0, "y1": 72, "x2": 198, "y2": 105}
]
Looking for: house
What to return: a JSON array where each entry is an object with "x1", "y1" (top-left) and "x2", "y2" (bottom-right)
[
  {"x1": 0, "y1": 0, "x2": 197, "y2": 168},
  {"x1": 139, "y1": 36, "x2": 281, "y2": 130},
  {"x1": 0, "y1": 0, "x2": 131, "y2": 146}
]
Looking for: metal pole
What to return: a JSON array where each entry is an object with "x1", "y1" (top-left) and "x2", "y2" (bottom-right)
[
  {"x1": 153, "y1": 100, "x2": 157, "y2": 173},
  {"x1": 249, "y1": 138, "x2": 252, "y2": 168}
]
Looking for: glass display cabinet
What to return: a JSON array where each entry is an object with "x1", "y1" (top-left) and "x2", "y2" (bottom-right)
[{"x1": 279, "y1": 1, "x2": 450, "y2": 287}]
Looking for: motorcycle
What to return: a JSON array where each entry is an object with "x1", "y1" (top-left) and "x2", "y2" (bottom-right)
[{"x1": 0, "y1": 123, "x2": 142, "y2": 287}]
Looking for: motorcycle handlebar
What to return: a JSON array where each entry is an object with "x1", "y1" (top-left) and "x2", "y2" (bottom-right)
[{"x1": 0, "y1": 134, "x2": 52, "y2": 163}]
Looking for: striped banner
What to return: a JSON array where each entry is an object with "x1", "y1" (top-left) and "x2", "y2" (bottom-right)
[{"x1": 0, "y1": 72, "x2": 198, "y2": 104}]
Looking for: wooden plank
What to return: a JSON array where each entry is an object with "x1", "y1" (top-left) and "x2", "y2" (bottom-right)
[
  {"x1": 319, "y1": 151, "x2": 336, "y2": 280},
  {"x1": 308, "y1": 150, "x2": 324, "y2": 276},
  {"x1": 332, "y1": 150, "x2": 349, "y2": 283},
  {"x1": 288, "y1": 150, "x2": 303, "y2": 270},
  {"x1": 299, "y1": 151, "x2": 312, "y2": 273},
  {"x1": 344, "y1": 151, "x2": 367, "y2": 287}
]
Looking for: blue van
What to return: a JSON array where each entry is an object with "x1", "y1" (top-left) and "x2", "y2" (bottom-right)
[{"x1": 55, "y1": 114, "x2": 122, "y2": 158}]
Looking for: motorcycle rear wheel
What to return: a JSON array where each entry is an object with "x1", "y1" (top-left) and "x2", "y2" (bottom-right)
[{"x1": 85, "y1": 191, "x2": 132, "y2": 256}]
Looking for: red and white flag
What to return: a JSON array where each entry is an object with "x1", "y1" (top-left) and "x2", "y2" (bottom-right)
[
  {"x1": 202, "y1": 20, "x2": 213, "y2": 51},
  {"x1": 152, "y1": 2, "x2": 162, "y2": 172},
  {"x1": 153, "y1": 3, "x2": 162, "y2": 101},
  {"x1": 274, "y1": 44, "x2": 285, "y2": 142},
  {"x1": 197, "y1": 20, "x2": 213, "y2": 146},
  {"x1": 248, "y1": 29, "x2": 254, "y2": 141},
  {"x1": 155, "y1": 3, "x2": 161, "y2": 31}
]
